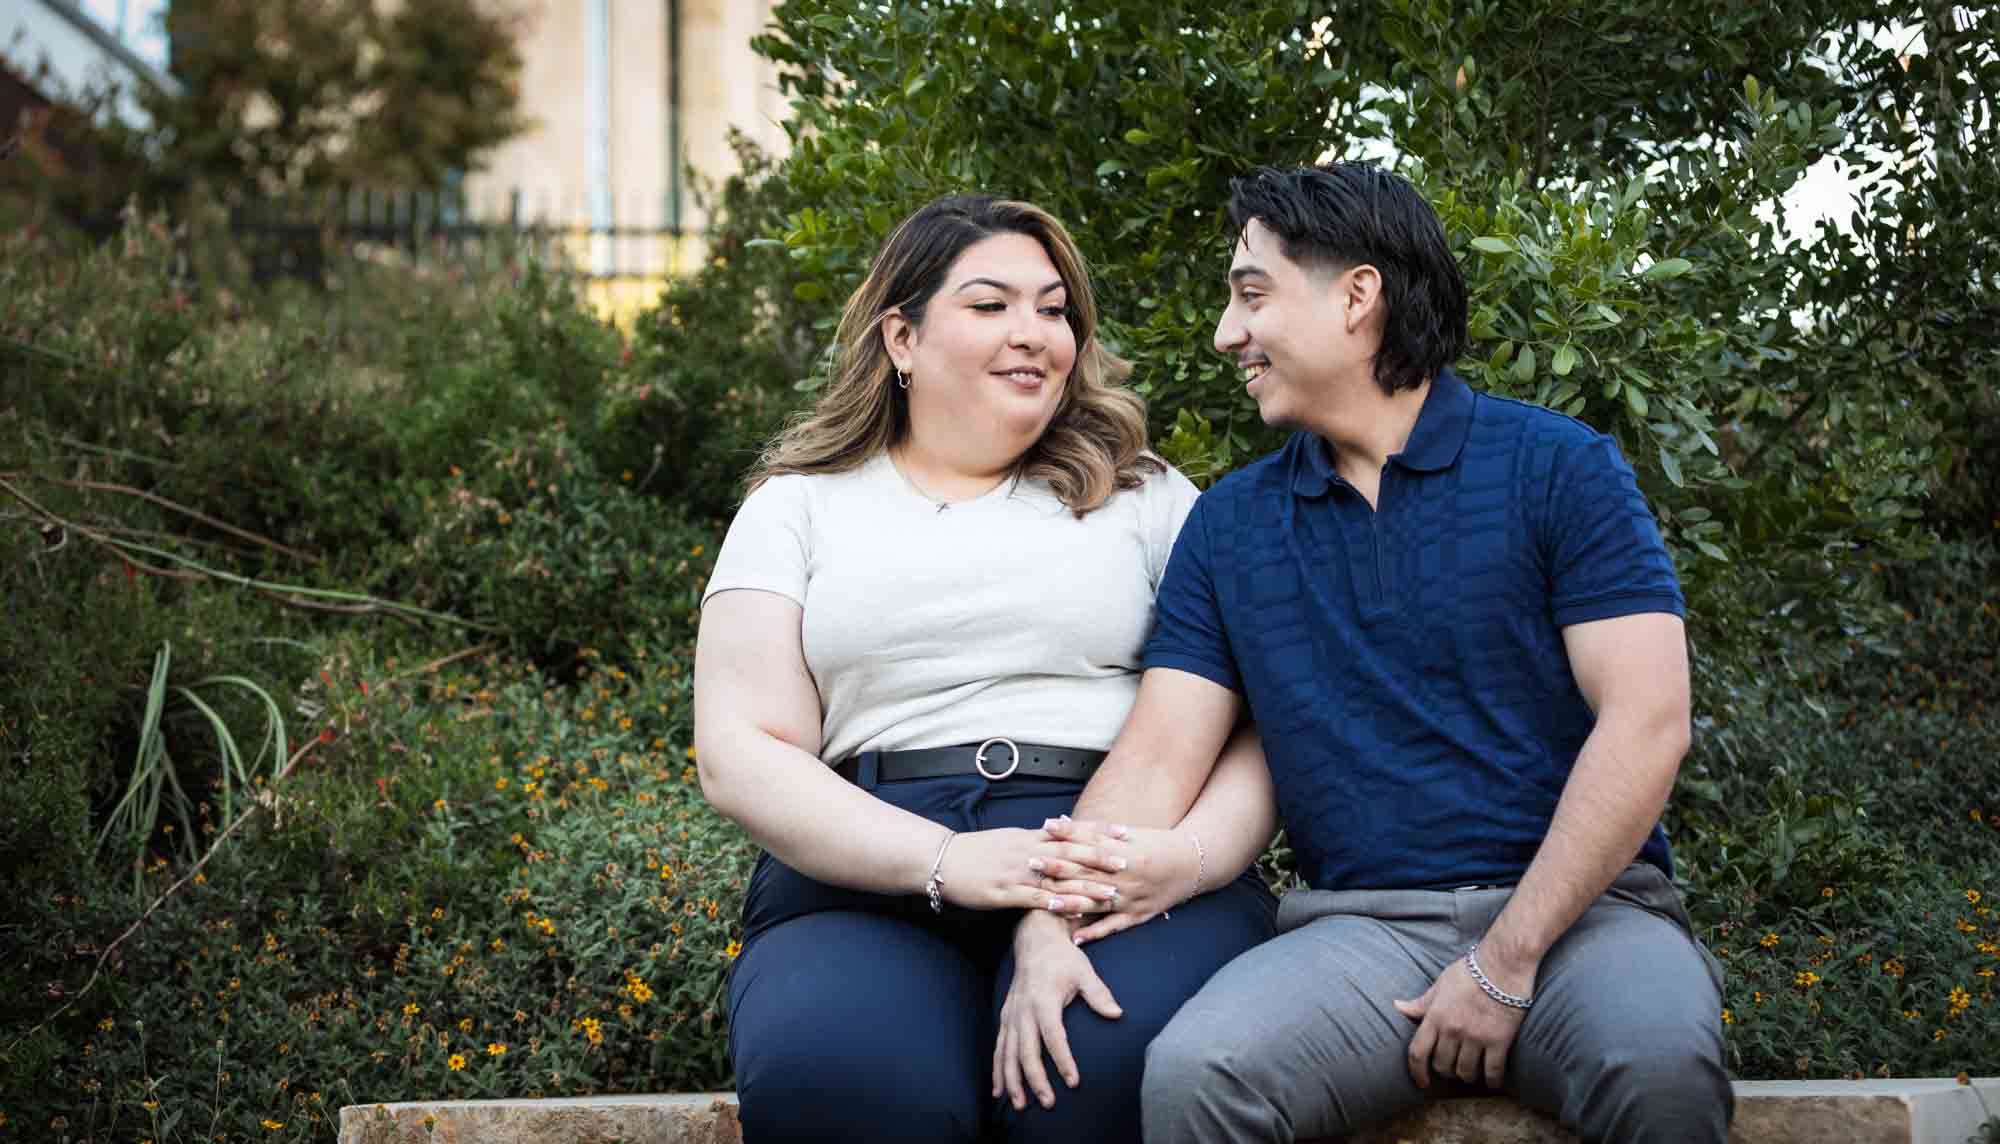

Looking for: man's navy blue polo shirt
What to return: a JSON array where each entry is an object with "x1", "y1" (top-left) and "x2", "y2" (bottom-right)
[{"x1": 1144, "y1": 368, "x2": 1683, "y2": 891}]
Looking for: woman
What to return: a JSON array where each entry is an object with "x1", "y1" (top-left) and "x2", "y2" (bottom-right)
[{"x1": 693, "y1": 195, "x2": 1277, "y2": 1143}]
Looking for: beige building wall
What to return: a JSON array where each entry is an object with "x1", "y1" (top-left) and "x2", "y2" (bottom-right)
[{"x1": 465, "y1": 0, "x2": 787, "y2": 316}]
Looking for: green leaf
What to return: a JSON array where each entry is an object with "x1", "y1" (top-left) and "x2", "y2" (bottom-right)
[
  {"x1": 1625, "y1": 385, "x2": 1650, "y2": 416},
  {"x1": 1643, "y1": 257, "x2": 1694, "y2": 280},
  {"x1": 1551, "y1": 344, "x2": 1579, "y2": 377},
  {"x1": 1095, "y1": 159, "x2": 1123, "y2": 177},
  {"x1": 1658, "y1": 445, "x2": 1684, "y2": 487},
  {"x1": 792, "y1": 281, "x2": 827, "y2": 302},
  {"x1": 1512, "y1": 344, "x2": 1537, "y2": 382},
  {"x1": 1470, "y1": 236, "x2": 1515, "y2": 254},
  {"x1": 1123, "y1": 128, "x2": 1153, "y2": 146}
]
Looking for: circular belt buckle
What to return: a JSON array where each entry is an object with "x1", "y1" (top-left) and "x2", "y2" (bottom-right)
[{"x1": 975, "y1": 737, "x2": 1020, "y2": 781}]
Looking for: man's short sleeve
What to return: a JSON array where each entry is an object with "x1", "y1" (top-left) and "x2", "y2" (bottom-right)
[
  {"x1": 1141, "y1": 494, "x2": 1242, "y2": 692},
  {"x1": 1142, "y1": 461, "x2": 1202, "y2": 590},
  {"x1": 701, "y1": 476, "x2": 811, "y2": 608},
  {"x1": 1546, "y1": 433, "x2": 1684, "y2": 627}
]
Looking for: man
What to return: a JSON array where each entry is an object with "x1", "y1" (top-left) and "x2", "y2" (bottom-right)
[{"x1": 997, "y1": 164, "x2": 1729, "y2": 1143}]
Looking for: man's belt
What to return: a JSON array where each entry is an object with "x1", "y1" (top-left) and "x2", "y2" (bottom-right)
[{"x1": 835, "y1": 738, "x2": 1106, "y2": 783}]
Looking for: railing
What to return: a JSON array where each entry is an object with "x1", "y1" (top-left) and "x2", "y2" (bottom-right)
[{"x1": 221, "y1": 187, "x2": 695, "y2": 320}]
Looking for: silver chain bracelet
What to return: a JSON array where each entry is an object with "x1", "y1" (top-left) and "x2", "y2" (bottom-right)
[
  {"x1": 924, "y1": 830, "x2": 955, "y2": 914},
  {"x1": 1464, "y1": 943, "x2": 1533, "y2": 1010}
]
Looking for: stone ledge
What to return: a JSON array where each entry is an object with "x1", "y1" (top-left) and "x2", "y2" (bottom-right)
[{"x1": 340, "y1": 1078, "x2": 2000, "y2": 1144}]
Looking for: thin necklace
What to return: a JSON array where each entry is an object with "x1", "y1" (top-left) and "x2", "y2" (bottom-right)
[{"x1": 889, "y1": 448, "x2": 1005, "y2": 513}]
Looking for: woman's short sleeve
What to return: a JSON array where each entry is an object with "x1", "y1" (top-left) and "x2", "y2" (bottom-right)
[
  {"x1": 1142, "y1": 461, "x2": 1202, "y2": 589},
  {"x1": 701, "y1": 476, "x2": 812, "y2": 608}
]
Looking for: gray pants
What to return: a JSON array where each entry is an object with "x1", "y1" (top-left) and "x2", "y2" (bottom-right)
[{"x1": 1143, "y1": 863, "x2": 1730, "y2": 1144}]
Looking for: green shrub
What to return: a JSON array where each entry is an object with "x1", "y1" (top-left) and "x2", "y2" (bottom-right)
[
  {"x1": 392, "y1": 427, "x2": 713, "y2": 664},
  {"x1": 1673, "y1": 540, "x2": 2000, "y2": 1079},
  {"x1": 0, "y1": 614, "x2": 754, "y2": 1140}
]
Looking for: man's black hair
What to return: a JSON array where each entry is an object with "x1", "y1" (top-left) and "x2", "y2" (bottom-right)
[{"x1": 1226, "y1": 163, "x2": 1468, "y2": 395}]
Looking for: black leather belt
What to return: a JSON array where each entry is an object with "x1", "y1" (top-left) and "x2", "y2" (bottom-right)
[{"x1": 835, "y1": 739, "x2": 1106, "y2": 784}]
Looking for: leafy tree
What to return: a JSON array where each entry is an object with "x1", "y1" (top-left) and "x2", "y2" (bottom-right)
[
  {"x1": 136, "y1": 0, "x2": 526, "y2": 199},
  {"x1": 738, "y1": 0, "x2": 1996, "y2": 645}
]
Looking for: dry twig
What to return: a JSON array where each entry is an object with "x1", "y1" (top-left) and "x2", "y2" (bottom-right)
[{"x1": 21, "y1": 473, "x2": 320, "y2": 565}]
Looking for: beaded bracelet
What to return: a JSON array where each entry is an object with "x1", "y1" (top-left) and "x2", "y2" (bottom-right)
[{"x1": 1464, "y1": 943, "x2": 1534, "y2": 1010}]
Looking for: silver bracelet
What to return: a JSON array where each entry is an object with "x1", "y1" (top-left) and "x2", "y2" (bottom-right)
[
  {"x1": 924, "y1": 830, "x2": 955, "y2": 914},
  {"x1": 1464, "y1": 944, "x2": 1533, "y2": 1010}
]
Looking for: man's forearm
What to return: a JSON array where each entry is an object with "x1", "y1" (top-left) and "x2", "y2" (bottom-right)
[
  {"x1": 1069, "y1": 668, "x2": 1241, "y2": 827},
  {"x1": 1479, "y1": 706, "x2": 1687, "y2": 972}
]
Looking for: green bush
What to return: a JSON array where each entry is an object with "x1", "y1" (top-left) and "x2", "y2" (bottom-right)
[
  {"x1": 1, "y1": 620, "x2": 754, "y2": 1140},
  {"x1": 393, "y1": 427, "x2": 713, "y2": 664},
  {"x1": 1673, "y1": 541, "x2": 2000, "y2": 1079}
]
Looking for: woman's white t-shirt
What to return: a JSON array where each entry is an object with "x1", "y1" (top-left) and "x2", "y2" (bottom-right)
[{"x1": 702, "y1": 452, "x2": 1199, "y2": 765}]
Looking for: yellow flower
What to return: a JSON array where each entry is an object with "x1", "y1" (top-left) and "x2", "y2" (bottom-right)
[
  {"x1": 1759, "y1": 933, "x2": 1780, "y2": 949},
  {"x1": 1883, "y1": 958, "x2": 1907, "y2": 978},
  {"x1": 457, "y1": 1018, "x2": 474, "y2": 1033},
  {"x1": 494, "y1": 777, "x2": 509, "y2": 790},
  {"x1": 725, "y1": 939, "x2": 743, "y2": 960},
  {"x1": 262, "y1": 1120, "x2": 285, "y2": 1131},
  {"x1": 1820, "y1": 886, "x2": 1834, "y2": 898},
  {"x1": 1793, "y1": 970, "x2": 1820, "y2": 989},
  {"x1": 97, "y1": 1016, "x2": 113, "y2": 1032},
  {"x1": 486, "y1": 1043, "x2": 508, "y2": 1056},
  {"x1": 402, "y1": 1002, "x2": 421, "y2": 1017},
  {"x1": 1752, "y1": 991, "x2": 1765, "y2": 1005},
  {"x1": 690, "y1": 544, "x2": 705, "y2": 558},
  {"x1": 1934, "y1": 1028, "x2": 1947, "y2": 1042},
  {"x1": 1720, "y1": 1009, "x2": 1733, "y2": 1025},
  {"x1": 1948, "y1": 986, "x2": 1972, "y2": 1015},
  {"x1": 1968, "y1": 889, "x2": 1983, "y2": 905},
  {"x1": 447, "y1": 1054, "x2": 467, "y2": 1071}
]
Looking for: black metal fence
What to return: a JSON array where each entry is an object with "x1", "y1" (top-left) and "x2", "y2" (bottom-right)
[{"x1": 222, "y1": 187, "x2": 690, "y2": 292}]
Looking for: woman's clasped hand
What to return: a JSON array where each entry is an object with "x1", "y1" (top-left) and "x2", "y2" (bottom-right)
[
  {"x1": 1027, "y1": 816, "x2": 1206, "y2": 937},
  {"x1": 939, "y1": 816, "x2": 1210, "y2": 923}
]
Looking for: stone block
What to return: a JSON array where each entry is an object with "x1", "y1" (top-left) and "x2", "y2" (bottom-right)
[{"x1": 340, "y1": 1078, "x2": 2000, "y2": 1144}]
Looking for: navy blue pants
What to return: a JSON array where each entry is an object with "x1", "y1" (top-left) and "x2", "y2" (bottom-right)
[{"x1": 726, "y1": 760, "x2": 1277, "y2": 1144}]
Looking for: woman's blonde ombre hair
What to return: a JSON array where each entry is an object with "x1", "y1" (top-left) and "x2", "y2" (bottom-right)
[{"x1": 747, "y1": 195, "x2": 1160, "y2": 516}]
